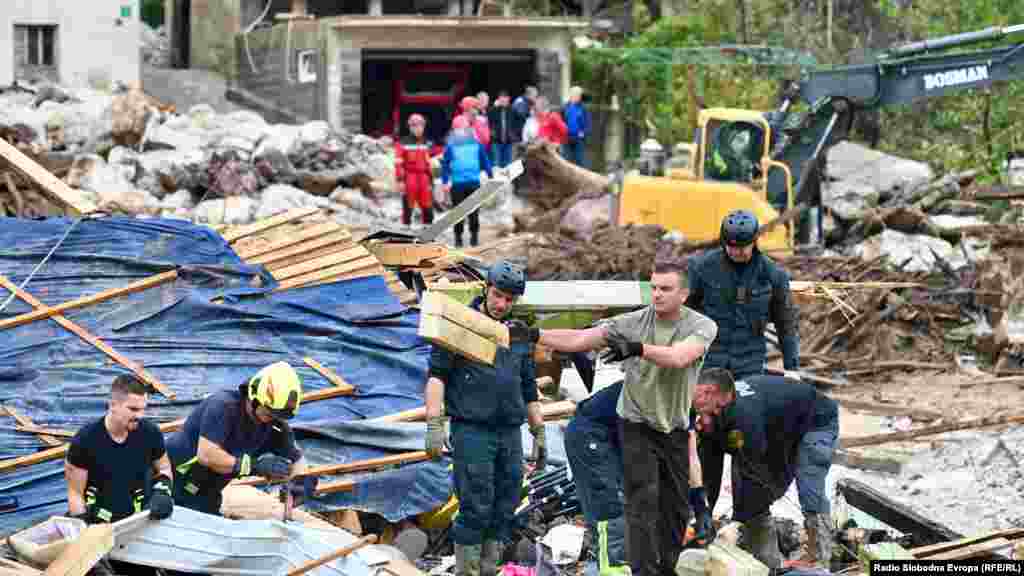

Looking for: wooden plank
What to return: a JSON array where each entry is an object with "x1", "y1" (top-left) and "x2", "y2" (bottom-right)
[
  {"x1": 271, "y1": 245, "x2": 370, "y2": 281},
  {"x1": 43, "y1": 523, "x2": 114, "y2": 576},
  {"x1": 14, "y1": 424, "x2": 75, "y2": 439},
  {"x1": 284, "y1": 535, "x2": 377, "y2": 576},
  {"x1": 421, "y1": 291, "x2": 510, "y2": 348},
  {"x1": 910, "y1": 529, "x2": 1024, "y2": 558},
  {"x1": 273, "y1": 255, "x2": 382, "y2": 291},
  {"x1": 841, "y1": 413, "x2": 1024, "y2": 448},
  {"x1": 828, "y1": 395, "x2": 943, "y2": 422},
  {"x1": 302, "y1": 357, "x2": 354, "y2": 392},
  {"x1": 928, "y1": 538, "x2": 1013, "y2": 560},
  {"x1": 264, "y1": 240, "x2": 358, "y2": 272},
  {"x1": 0, "y1": 270, "x2": 179, "y2": 331},
  {"x1": 367, "y1": 399, "x2": 575, "y2": 424},
  {"x1": 833, "y1": 448, "x2": 906, "y2": 475},
  {"x1": 0, "y1": 138, "x2": 97, "y2": 216},
  {"x1": 221, "y1": 207, "x2": 321, "y2": 243},
  {"x1": 234, "y1": 222, "x2": 342, "y2": 260},
  {"x1": 3, "y1": 406, "x2": 60, "y2": 446},
  {"x1": 0, "y1": 274, "x2": 174, "y2": 400},
  {"x1": 233, "y1": 451, "x2": 431, "y2": 487},
  {"x1": 419, "y1": 313, "x2": 497, "y2": 365},
  {"x1": 367, "y1": 242, "x2": 448, "y2": 267},
  {"x1": 249, "y1": 231, "x2": 353, "y2": 267},
  {"x1": 836, "y1": 478, "x2": 962, "y2": 546}
]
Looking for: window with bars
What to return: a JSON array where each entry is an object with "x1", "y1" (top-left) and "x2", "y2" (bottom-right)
[{"x1": 16, "y1": 24, "x2": 57, "y2": 67}]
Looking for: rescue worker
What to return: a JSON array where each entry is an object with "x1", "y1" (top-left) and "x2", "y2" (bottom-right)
[
  {"x1": 66, "y1": 375, "x2": 175, "y2": 525},
  {"x1": 487, "y1": 91, "x2": 515, "y2": 168},
  {"x1": 441, "y1": 115, "x2": 493, "y2": 248},
  {"x1": 694, "y1": 368, "x2": 839, "y2": 569},
  {"x1": 424, "y1": 261, "x2": 544, "y2": 576},
  {"x1": 512, "y1": 260, "x2": 718, "y2": 576},
  {"x1": 686, "y1": 210, "x2": 800, "y2": 380},
  {"x1": 395, "y1": 113, "x2": 442, "y2": 226},
  {"x1": 166, "y1": 361, "x2": 310, "y2": 516},
  {"x1": 564, "y1": 381, "x2": 628, "y2": 575},
  {"x1": 455, "y1": 96, "x2": 492, "y2": 148}
]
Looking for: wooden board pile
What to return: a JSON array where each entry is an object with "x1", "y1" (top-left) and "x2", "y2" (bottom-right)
[{"x1": 417, "y1": 291, "x2": 510, "y2": 365}]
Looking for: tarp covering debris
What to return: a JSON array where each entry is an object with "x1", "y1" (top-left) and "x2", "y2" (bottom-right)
[{"x1": 0, "y1": 216, "x2": 448, "y2": 535}]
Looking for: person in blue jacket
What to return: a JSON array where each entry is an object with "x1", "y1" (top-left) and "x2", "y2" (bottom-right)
[
  {"x1": 424, "y1": 261, "x2": 544, "y2": 576},
  {"x1": 694, "y1": 368, "x2": 839, "y2": 569},
  {"x1": 561, "y1": 86, "x2": 592, "y2": 167},
  {"x1": 442, "y1": 116, "x2": 493, "y2": 248},
  {"x1": 686, "y1": 210, "x2": 800, "y2": 380}
]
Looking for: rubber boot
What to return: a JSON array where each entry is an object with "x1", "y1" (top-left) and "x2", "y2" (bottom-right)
[
  {"x1": 742, "y1": 513, "x2": 782, "y2": 569},
  {"x1": 455, "y1": 543, "x2": 482, "y2": 576},
  {"x1": 401, "y1": 197, "x2": 412, "y2": 227},
  {"x1": 480, "y1": 540, "x2": 502, "y2": 576},
  {"x1": 597, "y1": 520, "x2": 630, "y2": 576},
  {"x1": 422, "y1": 206, "x2": 434, "y2": 225}
]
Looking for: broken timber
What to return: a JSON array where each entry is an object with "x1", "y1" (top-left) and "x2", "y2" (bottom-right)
[
  {"x1": 3, "y1": 406, "x2": 60, "y2": 446},
  {"x1": 0, "y1": 137, "x2": 97, "y2": 216},
  {"x1": 302, "y1": 357, "x2": 354, "y2": 391},
  {"x1": 367, "y1": 242, "x2": 448, "y2": 267},
  {"x1": 841, "y1": 412, "x2": 1024, "y2": 448},
  {"x1": 0, "y1": 273, "x2": 174, "y2": 399},
  {"x1": 836, "y1": 478, "x2": 961, "y2": 546},
  {"x1": 421, "y1": 291, "x2": 510, "y2": 347}
]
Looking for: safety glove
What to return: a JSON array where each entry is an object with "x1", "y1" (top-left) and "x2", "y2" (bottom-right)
[
  {"x1": 246, "y1": 453, "x2": 292, "y2": 479},
  {"x1": 530, "y1": 424, "x2": 547, "y2": 471},
  {"x1": 426, "y1": 415, "x2": 446, "y2": 460},
  {"x1": 149, "y1": 473, "x2": 174, "y2": 520},
  {"x1": 507, "y1": 320, "x2": 540, "y2": 344},
  {"x1": 600, "y1": 333, "x2": 643, "y2": 364}
]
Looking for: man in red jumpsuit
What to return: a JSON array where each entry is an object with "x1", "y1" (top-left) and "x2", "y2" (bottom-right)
[{"x1": 395, "y1": 114, "x2": 443, "y2": 226}]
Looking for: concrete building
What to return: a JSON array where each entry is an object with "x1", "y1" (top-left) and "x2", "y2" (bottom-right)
[
  {"x1": 165, "y1": 0, "x2": 586, "y2": 139},
  {"x1": 0, "y1": 0, "x2": 140, "y2": 88}
]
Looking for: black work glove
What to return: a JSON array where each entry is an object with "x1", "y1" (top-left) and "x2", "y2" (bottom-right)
[
  {"x1": 600, "y1": 333, "x2": 644, "y2": 363},
  {"x1": 507, "y1": 320, "x2": 540, "y2": 344},
  {"x1": 252, "y1": 453, "x2": 292, "y2": 479},
  {"x1": 149, "y1": 473, "x2": 174, "y2": 520}
]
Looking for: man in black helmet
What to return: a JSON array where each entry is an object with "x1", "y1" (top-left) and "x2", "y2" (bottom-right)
[
  {"x1": 686, "y1": 209, "x2": 800, "y2": 380},
  {"x1": 425, "y1": 260, "x2": 544, "y2": 576}
]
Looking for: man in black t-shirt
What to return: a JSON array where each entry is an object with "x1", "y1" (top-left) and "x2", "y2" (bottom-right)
[{"x1": 65, "y1": 375, "x2": 174, "y2": 524}]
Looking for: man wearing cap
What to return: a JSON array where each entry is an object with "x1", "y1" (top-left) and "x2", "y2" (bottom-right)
[
  {"x1": 686, "y1": 210, "x2": 800, "y2": 380},
  {"x1": 396, "y1": 113, "x2": 443, "y2": 226},
  {"x1": 425, "y1": 260, "x2": 544, "y2": 576},
  {"x1": 166, "y1": 361, "x2": 312, "y2": 516}
]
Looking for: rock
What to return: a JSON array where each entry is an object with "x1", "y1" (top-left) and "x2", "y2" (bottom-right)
[
  {"x1": 205, "y1": 151, "x2": 261, "y2": 197},
  {"x1": 254, "y1": 184, "x2": 329, "y2": 220},
  {"x1": 298, "y1": 121, "x2": 331, "y2": 148},
  {"x1": 33, "y1": 84, "x2": 74, "y2": 108},
  {"x1": 223, "y1": 110, "x2": 266, "y2": 126},
  {"x1": 111, "y1": 87, "x2": 152, "y2": 147},
  {"x1": 193, "y1": 197, "x2": 258, "y2": 225},
  {"x1": 148, "y1": 123, "x2": 204, "y2": 151},
  {"x1": 207, "y1": 121, "x2": 267, "y2": 161},
  {"x1": 851, "y1": 229, "x2": 967, "y2": 273},
  {"x1": 254, "y1": 148, "x2": 298, "y2": 184},
  {"x1": 160, "y1": 189, "x2": 195, "y2": 211},
  {"x1": 827, "y1": 141, "x2": 934, "y2": 195},
  {"x1": 107, "y1": 146, "x2": 140, "y2": 182},
  {"x1": 254, "y1": 124, "x2": 302, "y2": 158},
  {"x1": 929, "y1": 214, "x2": 987, "y2": 231},
  {"x1": 139, "y1": 148, "x2": 208, "y2": 195},
  {"x1": 560, "y1": 194, "x2": 611, "y2": 238},
  {"x1": 70, "y1": 155, "x2": 136, "y2": 194},
  {"x1": 96, "y1": 189, "x2": 160, "y2": 215},
  {"x1": 824, "y1": 181, "x2": 879, "y2": 221}
]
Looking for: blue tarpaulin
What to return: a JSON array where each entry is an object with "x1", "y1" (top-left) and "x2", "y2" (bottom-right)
[{"x1": 0, "y1": 216, "x2": 451, "y2": 535}]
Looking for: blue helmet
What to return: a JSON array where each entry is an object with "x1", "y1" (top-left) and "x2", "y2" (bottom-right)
[
  {"x1": 488, "y1": 260, "x2": 526, "y2": 296},
  {"x1": 720, "y1": 209, "x2": 759, "y2": 246}
]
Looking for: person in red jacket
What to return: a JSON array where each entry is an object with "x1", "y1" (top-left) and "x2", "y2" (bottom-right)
[
  {"x1": 395, "y1": 114, "x2": 443, "y2": 226},
  {"x1": 536, "y1": 96, "x2": 569, "y2": 145}
]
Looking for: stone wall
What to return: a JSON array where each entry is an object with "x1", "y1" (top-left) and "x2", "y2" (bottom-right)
[{"x1": 234, "y1": 20, "x2": 323, "y2": 122}]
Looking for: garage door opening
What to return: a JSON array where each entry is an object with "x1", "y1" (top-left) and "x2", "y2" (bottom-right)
[{"x1": 362, "y1": 50, "x2": 537, "y2": 143}]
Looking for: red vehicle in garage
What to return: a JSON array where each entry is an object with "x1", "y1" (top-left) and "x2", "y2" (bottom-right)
[{"x1": 384, "y1": 63, "x2": 471, "y2": 143}]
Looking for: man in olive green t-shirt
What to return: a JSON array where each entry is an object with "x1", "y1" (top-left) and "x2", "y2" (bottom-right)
[{"x1": 510, "y1": 261, "x2": 718, "y2": 576}]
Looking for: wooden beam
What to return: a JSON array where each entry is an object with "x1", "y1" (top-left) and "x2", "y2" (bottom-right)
[
  {"x1": 419, "y1": 313, "x2": 497, "y2": 365},
  {"x1": 284, "y1": 535, "x2": 377, "y2": 576},
  {"x1": 841, "y1": 413, "x2": 1024, "y2": 448},
  {"x1": 0, "y1": 270, "x2": 178, "y2": 331},
  {"x1": 910, "y1": 528, "x2": 1024, "y2": 558},
  {"x1": 3, "y1": 406, "x2": 61, "y2": 446},
  {"x1": 221, "y1": 207, "x2": 321, "y2": 244},
  {"x1": 233, "y1": 450, "x2": 431, "y2": 487},
  {"x1": 273, "y1": 255, "x2": 382, "y2": 292},
  {"x1": 0, "y1": 138, "x2": 97, "y2": 216},
  {"x1": 14, "y1": 424, "x2": 75, "y2": 439},
  {"x1": 836, "y1": 478, "x2": 961, "y2": 546},
  {"x1": 928, "y1": 538, "x2": 1013, "y2": 560},
  {"x1": 367, "y1": 243, "x2": 448, "y2": 267},
  {"x1": 421, "y1": 291, "x2": 510, "y2": 347},
  {"x1": 264, "y1": 240, "x2": 359, "y2": 272},
  {"x1": 302, "y1": 357, "x2": 354, "y2": 392},
  {"x1": 234, "y1": 222, "x2": 341, "y2": 260},
  {"x1": 829, "y1": 395, "x2": 943, "y2": 422},
  {"x1": 248, "y1": 231, "x2": 352, "y2": 267},
  {"x1": 367, "y1": 399, "x2": 576, "y2": 424},
  {"x1": 0, "y1": 274, "x2": 174, "y2": 399},
  {"x1": 271, "y1": 245, "x2": 370, "y2": 281}
]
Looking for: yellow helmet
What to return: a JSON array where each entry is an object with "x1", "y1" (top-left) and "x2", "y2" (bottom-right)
[{"x1": 247, "y1": 361, "x2": 302, "y2": 420}]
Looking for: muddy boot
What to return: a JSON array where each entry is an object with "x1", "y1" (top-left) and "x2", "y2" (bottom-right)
[
  {"x1": 454, "y1": 236, "x2": 463, "y2": 249},
  {"x1": 455, "y1": 543, "x2": 482, "y2": 576},
  {"x1": 480, "y1": 540, "x2": 502, "y2": 576},
  {"x1": 800, "y1": 513, "x2": 832, "y2": 568},
  {"x1": 742, "y1": 513, "x2": 781, "y2": 569}
]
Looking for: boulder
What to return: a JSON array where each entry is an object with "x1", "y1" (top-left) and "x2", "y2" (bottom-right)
[
  {"x1": 96, "y1": 189, "x2": 160, "y2": 216},
  {"x1": 827, "y1": 141, "x2": 934, "y2": 195},
  {"x1": 254, "y1": 185, "x2": 329, "y2": 220},
  {"x1": 193, "y1": 196, "x2": 258, "y2": 225},
  {"x1": 851, "y1": 229, "x2": 967, "y2": 273},
  {"x1": 823, "y1": 180, "x2": 879, "y2": 221}
]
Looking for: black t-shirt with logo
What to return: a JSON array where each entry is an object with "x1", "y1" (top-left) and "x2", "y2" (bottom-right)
[{"x1": 67, "y1": 417, "x2": 166, "y2": 523}]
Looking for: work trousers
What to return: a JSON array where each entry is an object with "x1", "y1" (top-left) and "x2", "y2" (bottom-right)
[
  {"x1": 491, "y1": 142, "x2": 513, "y2": 168},
  {"x1": 451, "y1": 183, "x2": 480, "y2": 245},
  {"x1": 566, "y1": 418, "x2": 626, "y2": 567},
  {"x1": 618, "y1": 420, "x2": 691, "y2": 576},
  {"x1": 450, "y1": 421, "x2": 523, "y2": 546},
  {"x1": 562, "y1": 140, "x2": 587, "y2": 168}
]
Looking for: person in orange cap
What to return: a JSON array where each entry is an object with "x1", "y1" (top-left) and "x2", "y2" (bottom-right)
[
  {"x1": 395, "y1": 114, "x2": 443, "y2": 226},
  {"x1": 455, "y1": 95, "x2": 491, "y2": 148}
]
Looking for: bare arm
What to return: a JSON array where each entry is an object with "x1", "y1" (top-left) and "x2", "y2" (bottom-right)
[
  {"x1": 425, "y1": 376, "x2": 445, "y2": 419},
  {"x1": 639, "y1": 336, "x2": 708, "y2": 369},
  {"x1": 688, "y1": 430, "x2": 703, "y2": 488},
  {"x1": 152, "y1": 453, "x2": 172, "y2": 481},
  {"x1": 64, "y1": 460, "x2": 89, "y2": 515},
  {"x1": 526, "y1": 401, "x2": 543, "y2": 429},
  {"x1": 537, "y1": 325, "x2": 609, "y2": 353},
  {"x1": 197, "y1": 436, "x2": 239, "y2": 475}
]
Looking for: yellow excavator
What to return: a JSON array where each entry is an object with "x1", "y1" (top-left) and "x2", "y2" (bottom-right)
[{"x1": 616, "y1": 23, "x2": 1024, "y2": 255}]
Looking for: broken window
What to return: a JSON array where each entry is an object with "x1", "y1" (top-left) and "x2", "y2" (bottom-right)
[{"x1": 16, "y1": 24, "x2": 57, "y2": 67}]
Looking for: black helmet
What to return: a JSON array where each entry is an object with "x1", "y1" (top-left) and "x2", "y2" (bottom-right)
[
  {"x1": 488, "y1": 260, "x2": 526, "y2": 296},
  {"x1": 720, "y1": 209, "x2": 759, "y2": 246}
]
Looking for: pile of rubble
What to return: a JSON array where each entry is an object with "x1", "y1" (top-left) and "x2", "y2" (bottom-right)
[{"x1": 141, "y1": 24, "x2": 171, "y2": 68}]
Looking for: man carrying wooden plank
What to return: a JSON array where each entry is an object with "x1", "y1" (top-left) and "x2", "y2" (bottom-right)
[
  {"x1": 513, "y1": 261, "x2": 718, "y2": 576},
  {"x1": 693, "y1": 369, "x2": 840, "y2": 570},
  {"x1": 165, "y1": 362, "x2": 313, "y2": 516},
  {"x1": 65, "y1": 375, "x2": 174, "y2": 574},
  {"x1": 424, "y1": 261, "x2": 544, "y2": 576}
]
